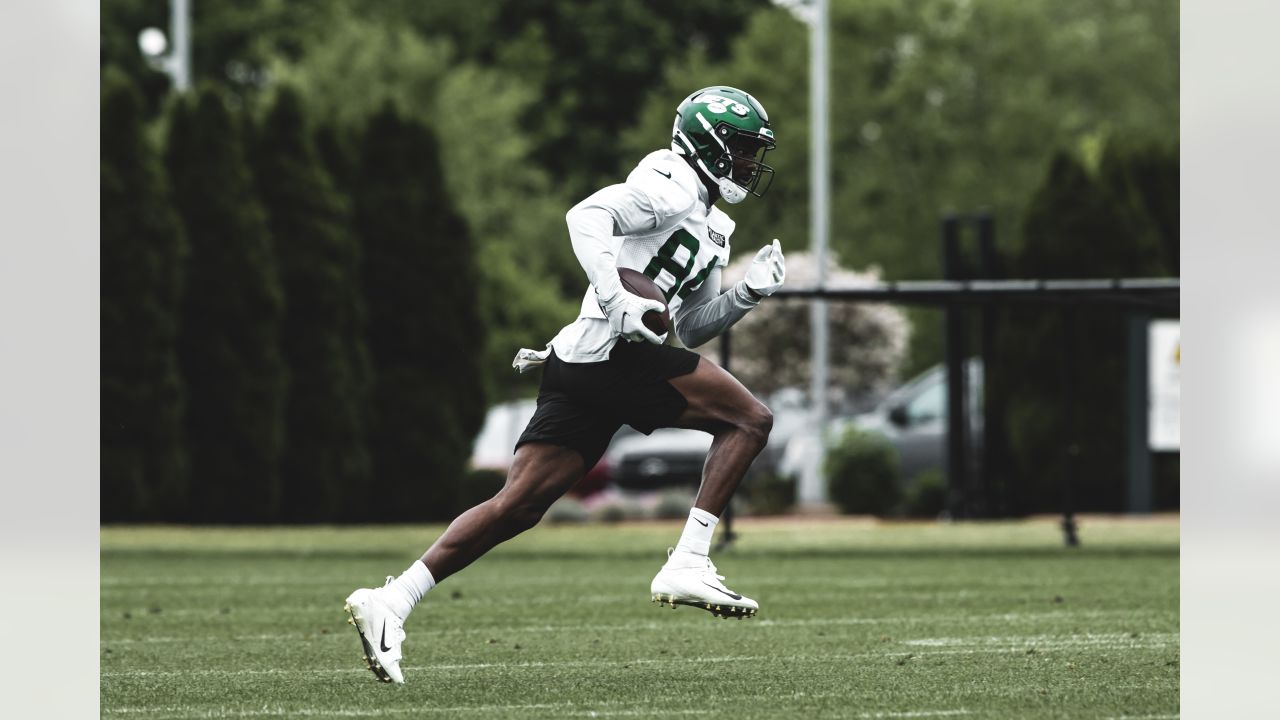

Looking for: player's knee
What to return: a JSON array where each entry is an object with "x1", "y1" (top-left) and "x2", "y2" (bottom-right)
[{"x1": 739, "y1": 402, "x2": 773, "y2": 445}]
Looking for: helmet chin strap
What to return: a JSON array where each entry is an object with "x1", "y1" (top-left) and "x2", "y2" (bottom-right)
[
  {"x1": 691, "y1": 155, "x2": 747, "y2": 204},
  {"x1": 695, "y1": 157, "x2": 746, "y2": 204},
  {"x1": 673, "y1": 131, "x2": 749, "y2": 204},
  {"x1": 717, "y1": 176, "x2": 747, "y2": 204}
]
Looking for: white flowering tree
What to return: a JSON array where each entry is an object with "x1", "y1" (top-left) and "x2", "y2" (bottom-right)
[{"x1": 696, "y1": 251, "x2": 911, "y2": 407}]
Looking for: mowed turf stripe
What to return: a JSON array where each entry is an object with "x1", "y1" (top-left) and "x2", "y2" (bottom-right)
[
  {"x1": 101, "y1": 635, "x2": 1178, "y2": 679},
  {"x1": 102, "y1": 702, "x2": 975, "y2": 718},
  {"x1": 100, "y1": 607, "x2": 1173, "y2": 643},
  {"x1": 100, "y1": 623, "x2": 1177, "y2": 648},
  {"x1": 103, "y1": 701, "x2": 577, "y2": 717},
  {"x1": 900, "y1": 632, "x2": 1179, "y2": 646},
  {"x1": 100, "y1": 573, "x2": 1103, "y2": 589},
  {"x1": 849, "y1": 707, "x2": 967, "y2": 712}
]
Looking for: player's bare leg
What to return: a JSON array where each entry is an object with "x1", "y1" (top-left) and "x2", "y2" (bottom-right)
[
  {"x1": 668, "y1": 357, "x2": 774, "y2": 513},
  {"x1": 344, "y1": 442, "x2": 585, "y2": 683},
  {"x1": 650, "y1": 356, "x2": 772, "y2": 618},
  {"x1": 423, "y1": 443, "x2": 587, "y2": 580}
]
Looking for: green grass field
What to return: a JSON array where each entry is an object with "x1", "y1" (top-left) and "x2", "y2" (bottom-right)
[{"x1": 101, "y1": 517, "x2": 1179, "y2": 719}]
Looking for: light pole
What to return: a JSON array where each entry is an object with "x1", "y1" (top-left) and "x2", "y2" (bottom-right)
[
  {"x1": 788, "y1": 0, "x2": 831, "y2": 508},
  {"x1": 136, "y1": 0, "x2": 191, "y2": 92}
]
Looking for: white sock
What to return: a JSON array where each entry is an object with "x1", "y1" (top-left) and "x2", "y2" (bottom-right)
[
  {"x1": 674, "y1": 508, "x2": 719, "y2": 556},
  {"x1": 384, "y1": 560, "x2": 436, "y2": 618}
]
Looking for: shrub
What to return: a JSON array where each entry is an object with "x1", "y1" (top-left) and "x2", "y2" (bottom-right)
[
  {"x1": 653, "y1": 489, "x2": 696, "y2": 520},
  {"x1": 902, "y1": 469, "x2": 948, "y2": 518},
  {"x1": 590, "y1": 499, "x2": 646, "y2": 524},
  {"x1": 825, "y1": 427, "x2": 902, "y2": 516},
  {"x1": 746, "y1": 470, "x2": 795, "y2": 516},
  {"x1": 545, "y1": 497, "x2": 589, "y2": 524}
]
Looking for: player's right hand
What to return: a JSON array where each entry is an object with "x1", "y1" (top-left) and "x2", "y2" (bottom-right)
[{"x1": 602, "y1": 290, "x2": 667, "y2": 344}]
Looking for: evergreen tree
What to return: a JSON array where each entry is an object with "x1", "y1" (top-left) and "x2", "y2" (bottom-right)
[
  {"x1": 254, "y1": 87, "x2": 373, "y2": 521},
  {"x1": 314, "y1": 122, "x2": 359, "y2": 199},
  {"x1": 166, "y1": 87, "x2": 289, "y2": 522},
  {"x1": 101, "y1": 66, "x2": 189, "y2": 521},
  {"x1": 354, "y1": 102, "x2": 487, "y2": 522},
  {"x1": 1099, "y1": 142, "x2": 1180, "y2": 277},
  {"x1": 995, "y1": 144, "x2": 1177, "y2": 514}
]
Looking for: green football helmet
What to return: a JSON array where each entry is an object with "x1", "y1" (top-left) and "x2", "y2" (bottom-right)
[{"x1": 671, "y1": 86, "x2": 775, "y2": 204}]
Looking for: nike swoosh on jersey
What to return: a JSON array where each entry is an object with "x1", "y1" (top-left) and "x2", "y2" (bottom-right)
[{"x1": 653, "y1": 168, "x2": 672, "y2": 179}]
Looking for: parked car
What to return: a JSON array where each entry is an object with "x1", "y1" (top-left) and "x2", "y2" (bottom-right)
[
  {"x1": 780, "y1": 360, "x2": 983, "y2": 482},
  {"x1": 605, "y1": 426, "x2": 710, "y2": 491},
  {"x1": 469, "y1": 398, "x2": 538, "y2": 471}
]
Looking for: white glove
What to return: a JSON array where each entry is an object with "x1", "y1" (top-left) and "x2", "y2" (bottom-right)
[
  {"x1": 743, "y1": 239, "x2": 786, "y2": 299},
  {"x1": 600, "y1": 289, "x2": 667, "y2": 344}
]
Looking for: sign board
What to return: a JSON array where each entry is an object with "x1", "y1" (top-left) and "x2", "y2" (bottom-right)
[{"x1": 1148, "y1": 320, "x2": 1180, "y2": 451}]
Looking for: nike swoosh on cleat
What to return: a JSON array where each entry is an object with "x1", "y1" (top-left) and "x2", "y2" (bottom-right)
[
  {"x1": 379, "y1": 623, "x2": 392, "y2": 653},
  {"x1": 701, "y1": 582, "x2": 743, "y2": 600},
  {"x1": 654, "y1": 168, "x2": 672, "y2": 179}
]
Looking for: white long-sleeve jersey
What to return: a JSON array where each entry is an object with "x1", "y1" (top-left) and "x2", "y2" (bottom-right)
[{"x1": 538, "y1": 149, "x2": 762, "y2": 365}]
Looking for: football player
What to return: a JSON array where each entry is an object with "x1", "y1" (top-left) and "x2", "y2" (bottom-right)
[{"x1": 344, "y1": 86, "x2": 786, "y2": 683}]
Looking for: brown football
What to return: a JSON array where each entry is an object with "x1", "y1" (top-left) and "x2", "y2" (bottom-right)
[{"x1": 617, "y1": 267, "x2": 670, "y2": 336}]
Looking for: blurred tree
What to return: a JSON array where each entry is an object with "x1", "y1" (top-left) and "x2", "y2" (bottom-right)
[
  {"x1": 100, "y1": 1, "x2": 769, "y2": 404},
  {"x1": 624, "y1": 0, "x2": 1178, "y2": 374},
  {"x1": 996, "y1": 141, "x2": 1178, "y2": 514},
  {"x1": 166, "y1": 86, "x2": 288, "y2": 523},
  {"x1": 252, "y1": 87, "x2": 373, "y2": 522},
  {"x1": 354, "y1": 103, "x2": 487, "y2": 522},
  {"x1": 313, "y1": 123, "x2": 357, "y2": 198},
  {"x1": 101, "y1": 66, "x2": 188, "y2": 521},
  {"x1": 161, "y1": 0, "x2": 763, "y2": 200},
  {"x1": 473, "y1": 0, "x2": 767, "y2": 200},
  {"x1": 268, "y1": 16, "x2": 578, "y2": 400},
  {"x1": 1100, "y1": 141, "x2": 1180, "y2": 277},
  {"x1": 99, "y1": 0, "x2": 173, "y2": 117},
  {"x1": 702, "y1": 251, "x2": 910, "y2": 406}
]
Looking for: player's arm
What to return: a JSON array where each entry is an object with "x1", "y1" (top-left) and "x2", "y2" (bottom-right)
[
  {"x1": 674, "y1": 240, "x2": 786, "y2": 348},
  {"x1": 565, "y1": 177, "x2": 695, "y2": 344},
  {"x1": 565, "y1": 184, "x2": 654, "y2": 307}
]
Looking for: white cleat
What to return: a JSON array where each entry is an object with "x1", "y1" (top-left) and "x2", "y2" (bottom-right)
[
  {"x1": 344, "y1": 578, "x2": 407, "y2": 684},
  {"x1": 650, "y1": 548, "x2": 759, "y2": 619}
]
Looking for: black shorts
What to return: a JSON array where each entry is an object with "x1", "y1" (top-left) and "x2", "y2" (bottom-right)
[{"x1": 515, "y1": 340, "x2": 702, "y2": 468}]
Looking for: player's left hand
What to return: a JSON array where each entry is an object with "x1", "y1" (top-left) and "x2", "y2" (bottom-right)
[{"x1": 744, "y1": 239, "x2": 785, "y2": 299}]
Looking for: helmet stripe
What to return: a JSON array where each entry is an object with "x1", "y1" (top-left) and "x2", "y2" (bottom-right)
[{"x1": 696, "y1": 112, "x2": 728, "y2": 153}]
